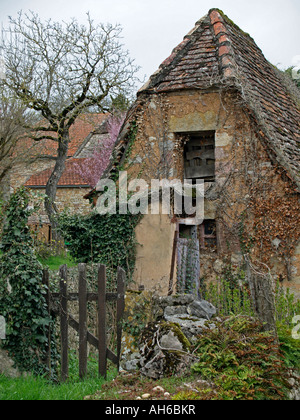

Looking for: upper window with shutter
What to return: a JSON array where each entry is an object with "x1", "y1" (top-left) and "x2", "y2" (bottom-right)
[{"x1": 184, "y1": 131, "x2": 215, "y2": 181}]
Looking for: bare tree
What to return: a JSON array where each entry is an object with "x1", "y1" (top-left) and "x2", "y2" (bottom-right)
[
  {"x1": 0, "y1": 89, "x2": 36, "y2": 197},
  {"x1": 0, "y1": 11, "x2": 139, "y2": 237}
]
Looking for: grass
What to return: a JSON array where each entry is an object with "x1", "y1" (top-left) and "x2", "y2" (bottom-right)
[
  {"x1": 0, "y1": 370, "x2": 196, "y2": 401},
  {"x1": 0, "y1": 373, "x2": 114, "y2": 401},
  {"x1": 0, "y1": 374, "x2": 91, "y2": 400},
  {"x1": 0, "y1": 348, "x2": 195, "y2": 401},
  {"x1": 1, "y1": 322, "x2": 299, "y2": 400},
  {"x1": 38, "y1": 254, "x2": 77, "y2": 271},
  {"x1": 1, "y1": 246, "x2": 77, "y2": 271},
  {"x1": 0, "y1": 353, "x2": 118, "y2": 401}
]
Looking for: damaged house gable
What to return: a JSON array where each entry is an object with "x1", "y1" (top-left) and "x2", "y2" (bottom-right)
[
  {"x1": 93, "y1": 9, "x2": 300, "y2": 296},
  {"x1": 112, "y1": 9, "x2": 300, "y2": 187}
]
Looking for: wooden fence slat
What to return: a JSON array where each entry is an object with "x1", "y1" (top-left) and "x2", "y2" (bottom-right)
[
  {"x1": 42, "y1": 269, "x2": 51, "y2": 376},
  {"x1": 68, "y1": 314, "x2": 118, "y2": 365},
  {"x1": 98, "y1": 264, "x2": 107, "y2": 378},
  {"x1": 78, "y1": 263, "x2": 87, "y2": 379},
  {"x1": 59, "y1": 264, "x2": 68, "y2": 382},
  {"x1": 49, "y1": 263, "x2": 125, "y2": 381},
  {"x1": 116, "y1": 267, "x2": 126, "y2": 370}
]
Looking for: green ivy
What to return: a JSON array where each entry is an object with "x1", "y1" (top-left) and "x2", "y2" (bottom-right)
[
  {"x1": 58, "y1": 208, "x2": 141, "y2": 283},
  {"x1": 0, "y1": 187, "x2": 58, "y2": 377}
]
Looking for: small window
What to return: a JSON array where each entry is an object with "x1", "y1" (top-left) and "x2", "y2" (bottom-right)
[
  {"x1": 184, "y1": 131, "x2": 215, "y2": 181},
  {"x1": 199, "y1": 220, "x2": 217, "y2": 250}
]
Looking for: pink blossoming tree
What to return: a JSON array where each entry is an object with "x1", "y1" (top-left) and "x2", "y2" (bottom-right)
[{"x1": 74, "y1": 112, "x2": 125, "y2": 188}]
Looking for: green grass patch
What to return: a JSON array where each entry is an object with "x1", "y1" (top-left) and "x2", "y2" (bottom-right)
[
  {"x1": 0, "y1": 352, "x2": 117, "y2": 401},
  {"x1": 0, "y1": 373, "x2": 115, "y2": 400},
  {"x1": 38, "y1": 254, "x2": 77, "y2": 271}
]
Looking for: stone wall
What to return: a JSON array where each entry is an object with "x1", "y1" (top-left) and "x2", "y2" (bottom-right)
[
  {"x1": 10, "y1": 159, "x2": 54, "y2": 191},
  {"x1": 0, "y1": 343, "x2": 21, "y2": 378},
  {"x1": 27, "y1": 187, "x2": 91, "y2": 243},
  {"x1": 122, "y1": 89, "x2": 300, "y2": 295}
]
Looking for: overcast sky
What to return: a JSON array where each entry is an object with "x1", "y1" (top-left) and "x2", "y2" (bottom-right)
[{"x1": 1, "y1": 0, "x2": 299, "y2": 88}]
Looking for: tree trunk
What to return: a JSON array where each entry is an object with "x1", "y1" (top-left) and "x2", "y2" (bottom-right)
[
  {"x1": 245, "y1": 257, "x2": 277, "y2": 336},
  {"x1": 45, "y1": 132, "x2": 69, "y2": 242}
]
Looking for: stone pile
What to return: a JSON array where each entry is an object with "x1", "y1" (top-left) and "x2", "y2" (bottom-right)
[
  {"x1": 157, "y1": 294, "x2": 217, "y2": 342},
  {"x1": 121, "y1": 294, "x2": 217, "y2": 377}
]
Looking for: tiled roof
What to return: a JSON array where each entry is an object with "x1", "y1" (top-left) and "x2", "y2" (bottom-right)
[
  {"x1": 139, "y1": 15, "x2": 219, "y2": 93},
  {"x1": 138, "y1": 9, "x2": 300, "y2": 189},
  {"x1": 24, "y1": 158, "x2": 90, "y2": 187}
]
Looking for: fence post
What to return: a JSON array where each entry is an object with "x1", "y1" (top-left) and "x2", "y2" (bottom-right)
[
  {"x1": 78, "y1": 263, "x2": 87, "y2": 379},
  {"x1": 42, "y1": 269, "x2": 51, "y2": 377},
  {"x1": 245, "y1": 258, "x2": 277, "y2": 336},
  {"x1": 98, "y1": 264, "x2": 107, "y2": 379},
  {"x1": 59, "y1": 264, "x2": 69, "y2": 382},
  {"x1": 116, "y1": 267, "x2": 126, "y2": 371}
]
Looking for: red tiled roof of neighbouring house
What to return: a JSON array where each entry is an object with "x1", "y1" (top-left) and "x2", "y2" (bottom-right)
[
  {"x1": 15, "y1": 113, "x2": 108, "y2": 158},
  {"x1": 24, "y1": 158, "x2": 90, "y2": 187}
]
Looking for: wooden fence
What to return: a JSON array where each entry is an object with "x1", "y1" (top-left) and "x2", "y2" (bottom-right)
[{"x1": 43, "y1": 263, "x2": 126, "y2": 381}]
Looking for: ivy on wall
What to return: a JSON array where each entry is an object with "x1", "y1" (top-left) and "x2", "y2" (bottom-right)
[
  {"x1": 0, "y1": 187, "x2": 58, "y2": 376},
  {"x1": 58, "y1": 209, "x2": 141, "y2": 281}
]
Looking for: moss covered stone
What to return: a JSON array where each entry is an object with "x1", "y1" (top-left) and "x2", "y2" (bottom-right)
[
  {"x1": 139, "y1": 321, "x2": 193, "y2": 379},
  {"x1": 159, "y1": 322, "x2": 191, "y2": 352}
]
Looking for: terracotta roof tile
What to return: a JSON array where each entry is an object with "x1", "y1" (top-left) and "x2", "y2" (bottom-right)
[
  {"x1": 24, "y1": 158, "x2": 90, "y2": 187},
  {"x1": 16, "y1": 113, "x2": 107, "y2": 158}
]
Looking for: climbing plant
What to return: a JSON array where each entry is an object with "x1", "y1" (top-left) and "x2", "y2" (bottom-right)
[
  {"x1": 0, "y1": 187, "x2": 58, "y2": 377},
  {"x1": 58, "y1": 208, "x2": 141, "y2": 282}
]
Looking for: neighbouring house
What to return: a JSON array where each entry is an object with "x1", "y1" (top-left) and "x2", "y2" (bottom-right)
[
  {"x1": 89, "y1": 9, "x2": 300, "y2": 296},
  {"x1": 9, "y1": 113, "x2": 109, "y2": 242}
]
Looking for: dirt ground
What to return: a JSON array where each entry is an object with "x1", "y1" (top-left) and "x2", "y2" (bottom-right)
[{"x1": 84, "y1": 371, "x2": 216, "y2": 400}]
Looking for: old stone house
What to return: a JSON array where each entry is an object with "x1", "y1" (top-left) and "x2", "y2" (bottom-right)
[
  {"x1": 9, "y1": 113, "x2": 109, "y2": 242},
  {"x1": 95, "y1": 9, "x2": 300, "y2": 296}
]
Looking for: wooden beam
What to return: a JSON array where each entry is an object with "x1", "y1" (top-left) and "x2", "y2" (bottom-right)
[
  {"x1": 50, "y1": 292, "x2": 118, "y2": 302},
  {"x1": 68, "y1": 315, "x2": 118, "y2": 365},
  {"x1": 98, "y1": 264, "x2": 107, "y2": 378},
  {"x1": 59, "y1": 265, "x2": 68, "y2": 382},
  {"x1": 78, "y1": 263, "x2": 87, "y2": 379},
  {"x1": 116, "y1": 267, "x2": 126, "y2": 370}
]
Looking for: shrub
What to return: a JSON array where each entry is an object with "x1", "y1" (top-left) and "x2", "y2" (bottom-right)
[
  {"x1": 274, "y1": 281, "x2": 300, "y2": 327},
  {"x1": 191, "y1": 316, "x2": 296, "y2": 400},
  {"x1": 0, "y1": 187, "x2": 58, "y2": 376},
  {"x1": 58, "y1": 209, "x2": 140, "y2": 280},
  {"x1": 277, "y1": 323, "x2": 300, "y2": 372}
]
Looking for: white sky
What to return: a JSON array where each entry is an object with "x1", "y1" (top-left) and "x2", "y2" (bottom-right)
[{"x1": 1, "y1": 0, "x2": 299, "y2": 89}]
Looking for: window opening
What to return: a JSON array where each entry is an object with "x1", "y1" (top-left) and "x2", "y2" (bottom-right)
[
  {"x1": 199, "y1": 219, "x2": 217, "y2": 250},
  {"x1": 184, "y1": 131, "x2": 215, "y2": 181}
]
